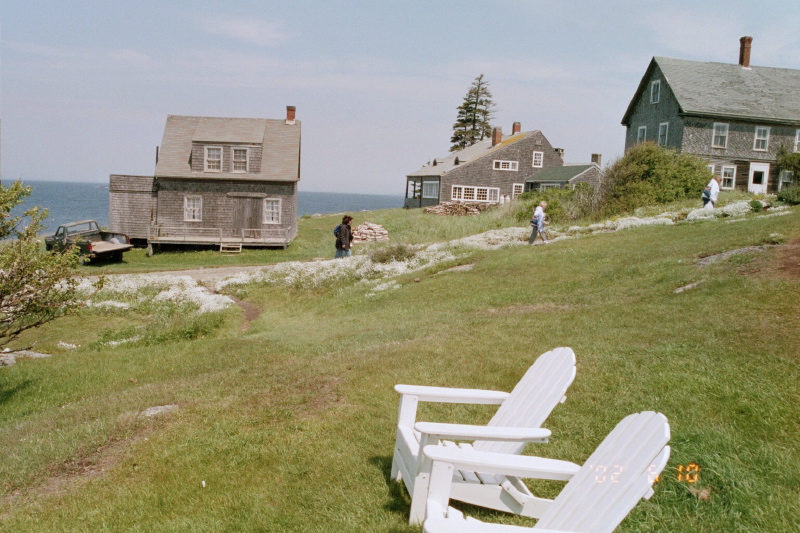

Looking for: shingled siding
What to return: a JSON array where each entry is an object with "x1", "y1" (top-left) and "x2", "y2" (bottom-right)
[
  {"x1": 682, "y1": 121, "x2": 798, "y2": 192},
  {"x1": 109, "y1": 175, "x2": 156, "y2": 240},
  {"x1": 624, "y1": 65, "x2": 685, "y2": 151},
  {"x1": 190, "y1": 143, "x2": 264, "y2": 174},
  {"x1": 155, "y1": 178, "x2": 296, "y2": 236},
  {"x1": 440, "y1": 133, "x2": 563, "y2": 202}
]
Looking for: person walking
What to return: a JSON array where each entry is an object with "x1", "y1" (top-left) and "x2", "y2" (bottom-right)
[
  {"x1": 334, "y1": 215, "x2": 354, "y2": 258},
  {"x1": 703, "y1": 175, "x2": 721, "y2": 209},
  {"x1": 529, "y1": 201, "x2": 550, "y2": 245}
]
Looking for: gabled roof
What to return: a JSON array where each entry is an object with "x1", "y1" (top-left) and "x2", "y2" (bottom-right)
[
  {"x1": 622, "y1": 57, "x2": 800, "y2": 126},
  {"x1": 525, "y1": 164, "x2": 596, "y2": 183},
  {"x1": 407, "y1": 131, "x2": 538, "y2": 177},
  {"x1": 155, "y1": 115, "x2": 301, "y2": 181}
]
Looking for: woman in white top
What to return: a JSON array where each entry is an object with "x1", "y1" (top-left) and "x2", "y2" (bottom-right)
[{"x1": 703, "y1": 176, "x2": 721, "y2": 209}]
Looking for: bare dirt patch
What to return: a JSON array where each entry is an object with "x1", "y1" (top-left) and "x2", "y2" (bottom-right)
[{"x1": 773, "y1": 238, "x2": 800, "y2": 278}]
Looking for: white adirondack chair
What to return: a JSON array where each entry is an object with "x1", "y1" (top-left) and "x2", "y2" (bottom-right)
[
  {"x1": 391, "y1": 347, "x2": 577, "y2": 524},
  {"x1": 422, "y1": 411, "x2": 671, "y2": 533}
]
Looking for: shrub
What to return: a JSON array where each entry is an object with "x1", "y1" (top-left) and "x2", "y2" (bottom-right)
[
  {"x1": 600, "y1": 142, "x2": 711, "y2": 216},
  {"x1": 515, "y1": 187, "x2": 574, "y2": 223},
  {"x1": 369, "y1": 243, "x2": 416, "y2": 264},
  {"x1": 749, "y1": 200, "x2": 763, "y2": 212},
  {"x1": 777, "y1": 186, "x2": 800, "y2": 205}
]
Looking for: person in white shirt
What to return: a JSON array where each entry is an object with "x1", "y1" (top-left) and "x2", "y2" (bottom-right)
[
  {"x1": 703, "y1": 176, "x2": 721, "y2": 209},
  {"x1": 529, "y1": 201, "x2": 550, "y2": 244}
]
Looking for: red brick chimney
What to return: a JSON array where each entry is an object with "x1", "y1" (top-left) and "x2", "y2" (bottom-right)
[
  {"x1": 739, "y1": 36, "x2": 753, "y2": 68},
  {"x1": 491, "y1": 127, "x2": 503, "y2": 146},
  {"x1": 591, "y1": 153, "x2": 602, "y2": 167},
  {"x1": 512, "y1": 122, "x2": 521, "y2": 135},
  {"x1": 286, "y1": 105, "x2": 296, "y2": 124}
]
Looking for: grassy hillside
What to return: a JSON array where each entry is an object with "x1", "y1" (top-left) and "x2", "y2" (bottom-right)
[{"x1": 1, "y1": 204, "x2": 799, "y2": 532}]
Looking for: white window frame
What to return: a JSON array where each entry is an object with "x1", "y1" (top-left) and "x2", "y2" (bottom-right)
[
  {"x1": 184, "y1": 195, "x2": 202, "y2": 222},
  {"x1": 422, "y1": 181, "x2": 439, "y2": 199},
  {"x1": 795, "y1": 129, "x2": 800, "y2": 152},
  {"x1": 707, "y1": 164, "x2": 715, "y2": 174},
  {"x1": 753, "y1": 126, "x2": 770, "y2": 151},
  {"x1": 532, "y1": 151, "x2": 544, "y2": 168},
  {"x1": 637, "y1": 126, "x2": 647, "y2": 144},
  {"x1": 721, "y1": 165, "x2": 736, "y2": 190},
  {"x1": 712, "y1": 123, "x2": 729, "y2": 148},
  {"x1": 262, "y1": 198, "x2": 281, "y2": 224},
  {"x1": 204, "y1": 146, "x2": 222, "y2": 172},
  {"x1": 493, "y1": 160, "x2": 519, "y2": 171},
  {"x1": 512, "y1": 183, "x2": 524, "y2": 198},
  {"x1": 540, "y1": 183, "x2": 561, "y2": 191},
  {"x1": 451, "y1": 185, "x2": 500, "y2": 203},
  {"x1": 651, "y1": 80, "x2": 661, "y2": 104},
  {"x1": 232, "y1": 147, "x2": 249, "y2": 173},
  {"x1": 658, "y1": 122, "x2": 669, "y2": 145},
  {"x1": 779, "y1": 170, "x2": 794, "y2": 191}
]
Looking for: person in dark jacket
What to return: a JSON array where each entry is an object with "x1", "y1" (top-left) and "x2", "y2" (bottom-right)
[{"x1": 335, "y1": 215, "x2": 354, "y2": 258}]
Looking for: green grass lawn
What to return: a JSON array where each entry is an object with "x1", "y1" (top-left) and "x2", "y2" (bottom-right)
[{"x1": 1, "y1": 204, "x2": 799, "y2": 532}]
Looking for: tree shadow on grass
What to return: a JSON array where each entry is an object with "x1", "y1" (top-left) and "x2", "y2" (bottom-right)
[{"x1": 0, "y1": 379, "x2": 33, "y2": 405}]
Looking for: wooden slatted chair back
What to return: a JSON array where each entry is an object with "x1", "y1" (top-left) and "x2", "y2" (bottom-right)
[
  {"x1": 535, "y1": 411, "x2": 670, "y2": 533},
  {"x1": 473, "y1": 347, "x2": 576, "y2": 455}
]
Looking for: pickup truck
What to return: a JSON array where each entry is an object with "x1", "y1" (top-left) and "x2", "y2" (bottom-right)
[{"x1": 44, "y1": 220, "x2": 133, "y2": 262}]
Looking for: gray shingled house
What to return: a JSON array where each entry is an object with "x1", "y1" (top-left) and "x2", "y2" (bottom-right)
[
  {"x1": 405, "y1": 123, "x2": 566, "y2": 208},
  {"x1": 110, "y1": 107, "x2": 301, "y2": 252},
  {"x1": 622, "y1": 37, "x2": 800, "y2": 194},
  {"x1": 524, "y1": 160, "x2": 603, "y2": 192}
]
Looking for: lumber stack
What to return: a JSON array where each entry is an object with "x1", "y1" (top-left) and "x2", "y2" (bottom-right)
[{"x1": 352, "y1": 222, "x2": 389, "y2": 244}]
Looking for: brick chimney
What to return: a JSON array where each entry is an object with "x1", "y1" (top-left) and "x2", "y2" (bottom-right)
[
  {"x1": 739, "y1": 36, "x2": 753, "y2": 68},
  {"x1": 286, "y1": 105, "x2": 296, "y2": 124},
  {"x1": 591, "y1": 153, "x2": 602, "y2": 167},
  {"x1": 512, "y1": 122, "x2": 521, "y2": 135},
  {"x1": 491, "y1": 127, "x2": 503, "y2": 146}
]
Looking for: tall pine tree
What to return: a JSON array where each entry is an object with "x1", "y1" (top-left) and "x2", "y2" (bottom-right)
[{"x1": 450, "y1": 74, "x2": 496, "y2": 152}]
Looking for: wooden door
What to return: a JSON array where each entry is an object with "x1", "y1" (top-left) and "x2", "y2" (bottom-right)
[{"x1": 232, "y1": 198, "x2": 262, "y2": 237}]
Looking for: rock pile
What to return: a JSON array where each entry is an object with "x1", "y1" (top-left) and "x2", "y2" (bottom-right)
[
  {"x1": 352, "y1": 222, "x2": 389, "y2": 244},
  {"x1": 424, "y1": 202, "x2": 492, "y2": 216}
]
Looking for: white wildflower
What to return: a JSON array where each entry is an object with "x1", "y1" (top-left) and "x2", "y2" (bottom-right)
[
  {"x1": 686, "y1": 208, "x2": 717, "y2": 221},
  {"x1": 612, "y1": 216, "x2": 674, "y2": 230},
  {"x1": 88, "y1": 301, "x2": 130, "y2": 310},
  {"x1": 719, "y1": 201, "x2": 752, "y2": 217},
  {"x1": 58, "y1": 342, "x2": 78, "y2": 349}
]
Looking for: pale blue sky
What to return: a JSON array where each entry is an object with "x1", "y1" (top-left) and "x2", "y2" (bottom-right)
[{"x1": 2, "y1": 1, "x2": 799, "y2": 194}]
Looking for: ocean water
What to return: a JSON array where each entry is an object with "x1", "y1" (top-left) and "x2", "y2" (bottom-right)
[{"x1": 4, "y1": 180, "x2": 403, "y2": 234}]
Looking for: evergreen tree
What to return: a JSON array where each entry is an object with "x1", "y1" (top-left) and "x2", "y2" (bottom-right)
[{"x1": 450, "y1": 74, "x2": 496, "y2": 152}]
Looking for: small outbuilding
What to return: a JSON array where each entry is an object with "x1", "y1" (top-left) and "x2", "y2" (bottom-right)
[{"x1": 110, "y1": 107, "x2": 301, "y2": 251}]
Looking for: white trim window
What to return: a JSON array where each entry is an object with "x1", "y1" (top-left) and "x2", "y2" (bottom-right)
[
  {"x1": 451, "y1": 185, "x2": 500, "y2": 203},
  {"x1": 753, "y1": 126, "x2": 770, "y2": 151},
  {"x1": 651, "y1": 80, "x2": 661, "y2": 104},
  {"x1": 637, "y1": 126, "x2": 647, "y2": 144},
  {"x1": 721, "y1": 165, "x2": 736, "y2": 190},
  {"x1": 779, "y1": 170, "x2": 794, "y2": 191},
  {"x1": 422, "y1": 181, "x2": 439, "y2": 199},
  {"x1": 512, "y1": 183, "x2": 524, "y2": 198},
  {"x1": 493, "y1": 160, "x2": 519, "y2": 171},
  {"x1": 795, "y1": 129, "x2": 800, "y2": 152},
  {"x1": 263, "y1": 198, "x2": 281, "y2": 224},
  {"x1": 204, "y1": 146, "x2": 222, "y2": 172},
  {"x1": 532, "y1": 151, "x2": 544, "y2": 168},
  {"x1": 658, "y1": 122, "x2": 669, "y2": 145},
  {"x1": 540, "y1": 183, "x2": 561, "y2": 191},
  {"x1": 707, "y1": 164, "x2": 715, "y2": 174},
  {"x1": 232, "y1": 147, "x2": 249, "y2": 173},
  {"x1": 712, "y1": 123, "x2": 729, "y2": 148},
  {"x1": 184, "y1": 196, "x2": 202, "y2": 222}
]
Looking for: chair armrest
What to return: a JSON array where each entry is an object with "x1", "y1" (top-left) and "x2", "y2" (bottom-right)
[
  {"x1": 424, "y1": 517, "x2": 567, "y2": 532},
  {"x1": 423, "y1": 445, "x2": 580, "y2": 481},
  {"x1": 395, "y1": 384, "x2": 509, "y2": 404},
  {"x1": 415, "y1": 422, "x2": 551, "y2": 443}
]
